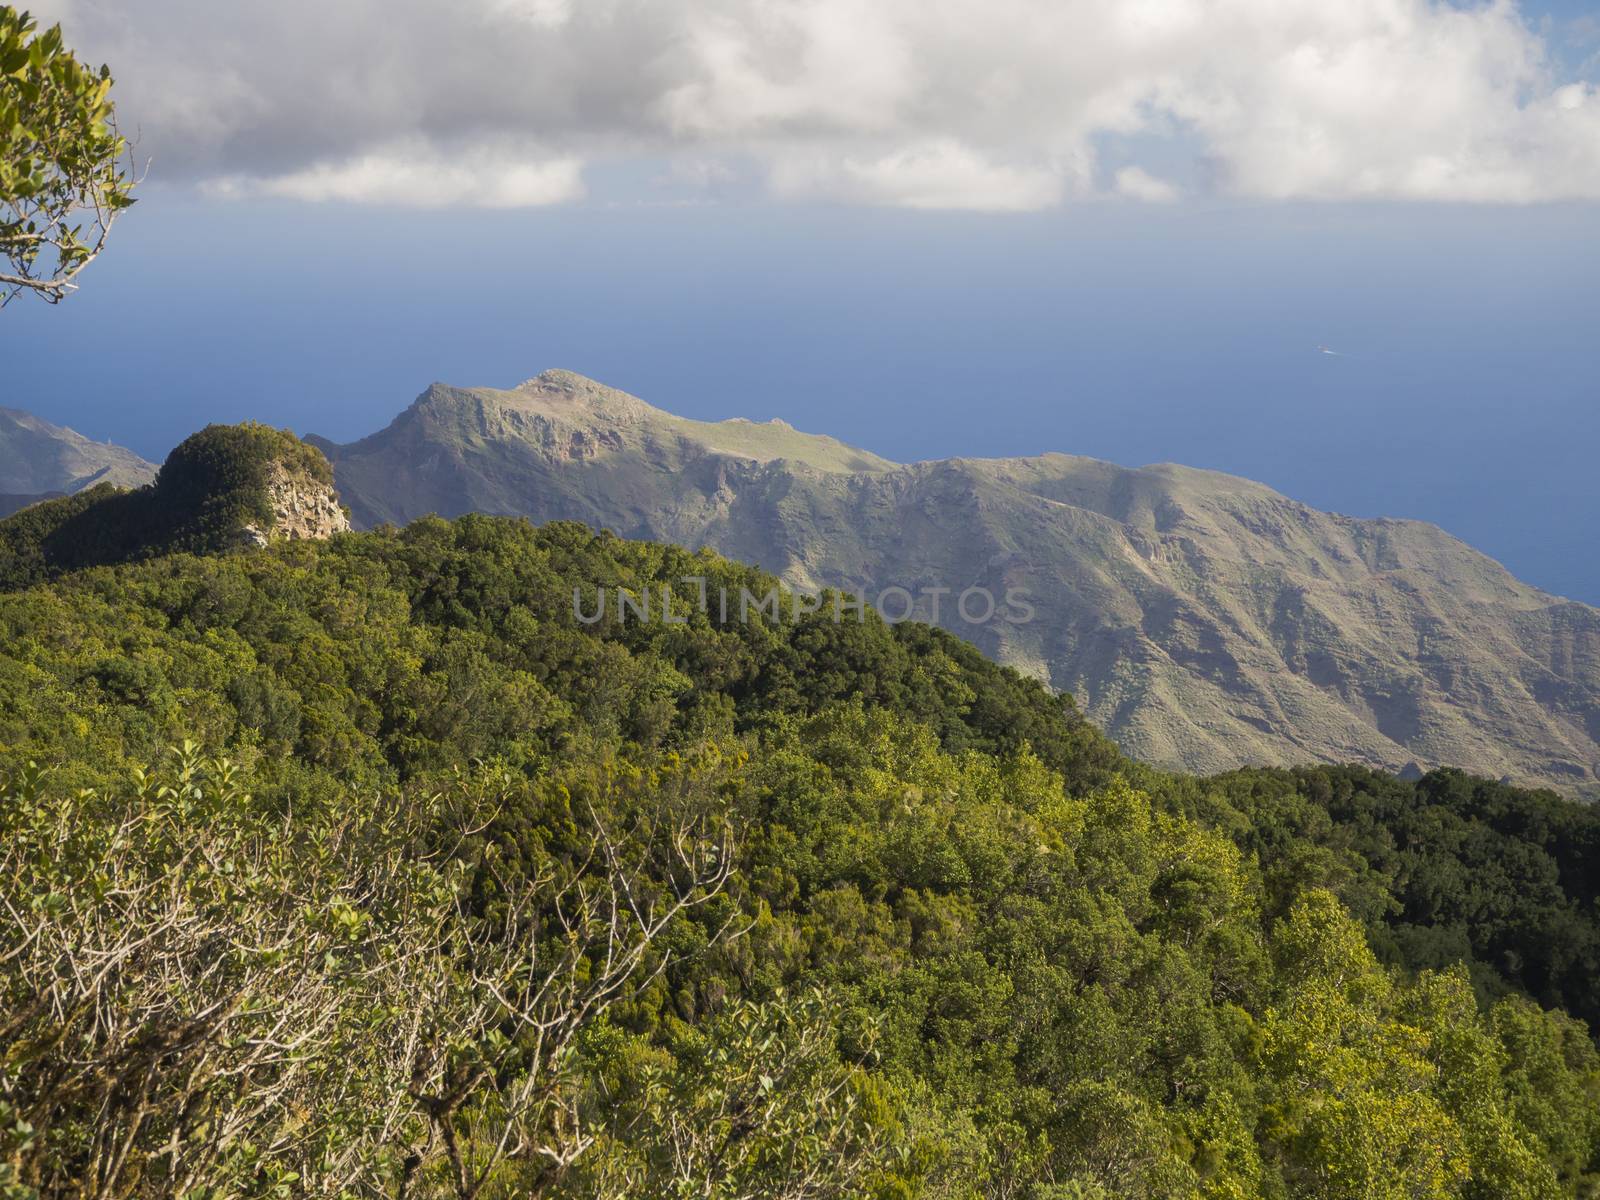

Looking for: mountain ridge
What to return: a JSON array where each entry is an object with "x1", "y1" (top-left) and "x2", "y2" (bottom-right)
[
  {"x1": 307, "y1": 371, "x2": 1600, "y2": 798},
  {"x1": 0, "y1": 406, "x2": 158, "y2": 498}
]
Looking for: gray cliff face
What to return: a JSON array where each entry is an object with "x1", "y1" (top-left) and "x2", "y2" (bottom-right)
[
  {"x1": 237, "y1": 461, "x2": 352, "y2": 548},
  {"x1": 315, "y1": 370, "x2": 1600, "y2": 798}
]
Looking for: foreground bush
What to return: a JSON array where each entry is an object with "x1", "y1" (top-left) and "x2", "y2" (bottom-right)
[
  {"x1": 6, "y1": 737, "x2": 1598, "y2": 1200},
  {"x1": 0, "y1": 747, "x2": 895, "y2": 1199}
]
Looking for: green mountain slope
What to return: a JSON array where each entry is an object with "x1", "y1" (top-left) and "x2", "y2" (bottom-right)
[
  {"x1": 2, "y1": 513, "x2": 1597, "y2": 1198},
  {"x1": 0, "y1": 405, "x2": 156, "y2": 497},
  {"x1": 314, "y1": 370, "x2": 1600, "y2": 799}
]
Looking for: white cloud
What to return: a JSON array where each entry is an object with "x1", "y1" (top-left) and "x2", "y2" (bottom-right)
[
  {"x1": 1113, "y1": 166, "x2": 1180, "y2": 203},
  {"x1": 770, "y1": 140, "x2": 1065, "y2": 211},
  {"x1": 487, "y1": 0, "x2": 573, "y2": 29},
  {"x1": 1554, "y1": 83, "x2": 1591, "y2": 111},
  {"x1": 28, "y1": 0, "x2": 1600, "y2": 209},
  {"x1": 204, "y1": 141, "x2": 583, "y2": 208}
]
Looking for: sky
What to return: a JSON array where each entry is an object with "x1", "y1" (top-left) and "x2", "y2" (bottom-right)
[{"x1": 3, "y1": 0, "x2": 1599, "y2": 600}]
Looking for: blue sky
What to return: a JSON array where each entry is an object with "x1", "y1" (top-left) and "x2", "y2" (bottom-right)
[
  {"x1": 8, "y1": 193, "x2": 1598, "y2": 601},
  {"x1": 4, "y1": 0, "x2": 1600, "y2": 600}
]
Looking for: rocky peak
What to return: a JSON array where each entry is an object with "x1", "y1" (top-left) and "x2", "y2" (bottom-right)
[{"x1": 510, "y1": 369, "x2": 657, "y2": 421}]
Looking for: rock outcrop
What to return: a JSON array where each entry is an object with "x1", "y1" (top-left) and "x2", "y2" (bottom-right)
[{"x1": 238, "y1": 461, "x2": 352, "y2": 548}]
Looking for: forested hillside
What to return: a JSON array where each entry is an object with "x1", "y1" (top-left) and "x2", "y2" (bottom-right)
[{"x1": 3, "y1": 513, "x2": 1598, "y2": 1199}]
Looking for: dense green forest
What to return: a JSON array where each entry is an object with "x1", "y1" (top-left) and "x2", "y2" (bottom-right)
[{"x1": 3, "y1": 499, "x2": 1599, "y2": 1198}]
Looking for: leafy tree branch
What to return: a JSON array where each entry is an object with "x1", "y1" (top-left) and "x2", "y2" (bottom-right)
[{"x1": 1, "y1": 6, "x2": 135, "y2": 306}]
